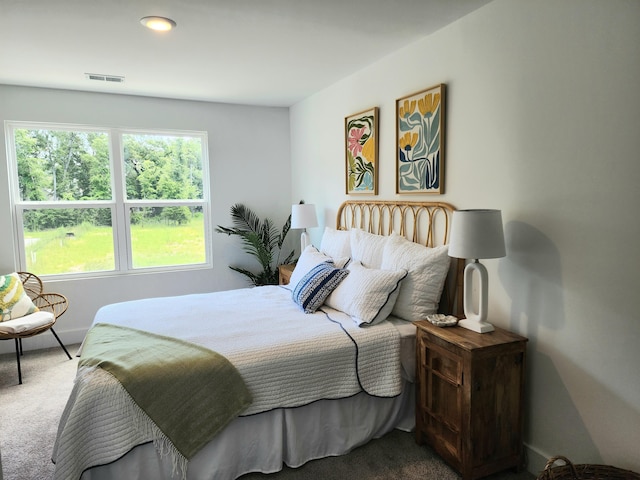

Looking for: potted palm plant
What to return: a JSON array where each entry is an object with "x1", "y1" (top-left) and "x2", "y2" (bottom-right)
[{"x1": 216, "y1": 203, "x2": 296, "y2": 286}]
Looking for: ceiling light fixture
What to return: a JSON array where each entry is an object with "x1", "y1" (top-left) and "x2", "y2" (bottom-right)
[{"x1": 140, "y1": 16, "x2": 176, "y2": 32}]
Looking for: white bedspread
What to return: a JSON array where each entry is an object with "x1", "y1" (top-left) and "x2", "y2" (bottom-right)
[{"x1": 53, "y1": 286, "x2": 403, "y2": 480}]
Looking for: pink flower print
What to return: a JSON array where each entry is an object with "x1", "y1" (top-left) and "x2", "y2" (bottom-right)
[{"x1": 348, "y1": 127, "x2": 365, "y2": 157}]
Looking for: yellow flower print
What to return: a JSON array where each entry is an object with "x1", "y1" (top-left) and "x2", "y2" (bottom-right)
[
  {"x1": 361, "y1": 136, "x2": 375, "y2": 162},
  {"x1": 418, "y1": 93, "x2": 441, "y2": 117},
  {"x1": 398, "y1": 132, "x2": 418, "y2": 152},
  {"x1": 399, "y1": 100, "x2": 416, "y2": 119}
]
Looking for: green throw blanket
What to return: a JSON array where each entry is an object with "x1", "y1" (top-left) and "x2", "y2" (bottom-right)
[{"x1": 79, "y1": 323, "x2": 252, "y2": 461}]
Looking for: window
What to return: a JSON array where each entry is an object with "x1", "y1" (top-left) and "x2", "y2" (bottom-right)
[{"x1": 6, "y1": 122, "x2": 211, "y2": 277}]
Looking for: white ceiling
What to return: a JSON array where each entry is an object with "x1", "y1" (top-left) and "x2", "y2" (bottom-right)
[{"x1": 1, "y1": 0, "x2": 491, "y2": 107}]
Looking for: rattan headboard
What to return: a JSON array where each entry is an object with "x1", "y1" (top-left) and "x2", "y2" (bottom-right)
[{"x1": 336, "y1": 200, "x2": 463, "y2": 316}]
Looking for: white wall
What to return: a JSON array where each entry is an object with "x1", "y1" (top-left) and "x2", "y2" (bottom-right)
[
  {"x1": 0, "y1": 85, "x2": 292, "y2": 351},
  {"x1": 290, "y1": 0, "x2": 640, "y2": 474}
]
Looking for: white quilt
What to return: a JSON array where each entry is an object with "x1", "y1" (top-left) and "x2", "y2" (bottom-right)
[{"x1": 53, "y1": 286, "x2": 403, "y2": 480}]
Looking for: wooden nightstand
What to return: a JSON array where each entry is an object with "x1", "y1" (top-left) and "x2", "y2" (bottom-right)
[
  {"x1": 414, "y1": 320, "x2": 528, "y2": 480},
  {"x1": 278, "y1": 264, "x2": 295, "y2": 285}
]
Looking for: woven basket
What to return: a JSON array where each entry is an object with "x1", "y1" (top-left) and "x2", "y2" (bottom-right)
[{"x1": 537, "y1": 456, "x2": 640, "y2": 480}]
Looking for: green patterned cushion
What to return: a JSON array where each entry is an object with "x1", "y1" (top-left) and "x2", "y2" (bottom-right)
[{"x1": 0, "y1": 272, "x2": 39, "y2": 322}]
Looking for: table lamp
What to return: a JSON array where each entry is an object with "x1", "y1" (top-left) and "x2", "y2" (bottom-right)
[
  {"x1": 291, "y1": 203, "x2": 318, "y2": 252},
  {"x1": 448, "y1": 209, "x2": 506, "y2": 333}
]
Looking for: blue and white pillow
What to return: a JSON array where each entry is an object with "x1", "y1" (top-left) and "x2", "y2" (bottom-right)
[
  {"x1": 292, "y1": 263, "x2": 349, "y2": 314},
  {"x1": 287, "y1": 246, "x2": 334, "y2": 290}
]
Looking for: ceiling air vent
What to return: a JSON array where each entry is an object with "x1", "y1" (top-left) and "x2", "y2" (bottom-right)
[{"x1": 85, "y1": 73, "x2": 125, "y2": 83}]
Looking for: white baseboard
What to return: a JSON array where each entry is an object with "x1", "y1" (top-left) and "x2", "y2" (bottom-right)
[{"x1": 525, "y1": 442, "x2": 552, "y2": 476}]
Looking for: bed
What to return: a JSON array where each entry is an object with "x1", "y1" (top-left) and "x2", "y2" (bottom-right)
[{"x1": 52, "y1": 200, "x2": 462, "y2": 480}]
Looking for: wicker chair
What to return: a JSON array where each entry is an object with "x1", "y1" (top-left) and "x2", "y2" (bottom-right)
[{"x1": 0, "y1": 272, "x2": 72, "y2": 384}]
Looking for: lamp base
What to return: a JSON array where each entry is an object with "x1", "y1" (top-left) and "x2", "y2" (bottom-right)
[
  {"x1": 457, "y1": 318, "x2": 495, "y2": 333},
  {"x1": 300, "y1": 230, "x2": 311, "y2": 252},
  {"x1": 460, "y1": 260, "x2": 494, "y2": 334}
]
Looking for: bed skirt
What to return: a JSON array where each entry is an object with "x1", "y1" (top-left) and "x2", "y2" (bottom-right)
[{"x1": 79, "y1": 381, "x2": 415, "y2": 480}]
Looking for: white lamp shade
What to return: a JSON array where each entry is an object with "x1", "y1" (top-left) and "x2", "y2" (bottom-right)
[
  {"x1": 291, "y1": 204, "x2": 318, "y2": 229},
  {"x1": 448, "y1": 209, "x2": 506, "y2": 260}
]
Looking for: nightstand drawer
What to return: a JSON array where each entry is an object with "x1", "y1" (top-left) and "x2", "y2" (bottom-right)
[{"x1": 421, "y1": 341, "x2": 462, "y2": 385}]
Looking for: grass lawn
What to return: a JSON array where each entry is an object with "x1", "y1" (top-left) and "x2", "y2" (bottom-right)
[
  {"x1": 24, "y1": 218, "x2": 205, "y2": 275},
  {"x1": 131, "y1": 220, "x2": 205, "y2": 268}
]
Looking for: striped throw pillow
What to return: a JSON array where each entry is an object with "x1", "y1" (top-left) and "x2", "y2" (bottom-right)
[{"x1": 292, "y1": 263, "x2": 349, "y2": 314}]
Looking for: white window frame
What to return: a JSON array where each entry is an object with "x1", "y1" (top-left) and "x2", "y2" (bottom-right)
[{"x1": 5, "y1": 121, "x2": 212, "y2": 279}]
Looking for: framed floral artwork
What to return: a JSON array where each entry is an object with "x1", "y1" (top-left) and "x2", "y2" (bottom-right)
[
  {"x1": 345, "y1": 107, "x2": 378, "y2": 195},
  {"x1": 396, "y1": 84, "x2": 445, "y2": 194}
]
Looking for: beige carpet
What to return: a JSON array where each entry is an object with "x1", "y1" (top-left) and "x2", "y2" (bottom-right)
[
  {"x1": 0, "y1": 344, "x2": 536, "y2": 480},
  {"x1": 0, "y1": 343, "x2": 80, "y2": 480}
]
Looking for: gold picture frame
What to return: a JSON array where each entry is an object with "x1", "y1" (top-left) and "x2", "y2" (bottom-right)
[
  {"x1": 396, "y1": 83, "x2": 445, "y2": 194},
  {"x1": 345, "y1": 107, "x2": 378, "y2": 195}
]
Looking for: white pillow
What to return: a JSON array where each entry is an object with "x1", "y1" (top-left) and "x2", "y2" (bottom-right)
[
  {"x1": 381, "y1": 233, "x2": 451, "y2": 321},
  {"x1": 320, "y1": 227, "x2": 351, "y2": 260},
  {"x1": 287, "y1": 245, "x2": 334, "y2": 290},
  {"x1": 349, "y1": 229, "x2": 389, "y2": 269},
  {"x1": 325, "y1": 261, "x2": 407, "y2": 326}
]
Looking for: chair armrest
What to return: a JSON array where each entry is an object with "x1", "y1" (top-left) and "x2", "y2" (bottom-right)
[{"x1": 33, "y1": 292, "x2": 68, "y2": 319}]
